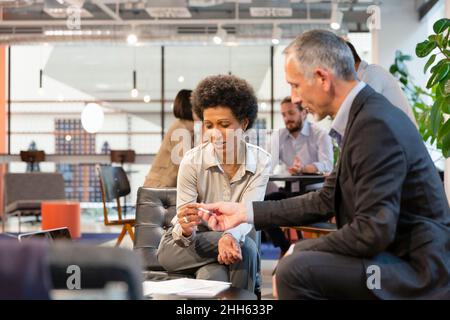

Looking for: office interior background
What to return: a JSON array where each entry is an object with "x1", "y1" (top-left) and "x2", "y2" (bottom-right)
[{"x1": 3, "y1": 0, "x2": 447, "y2": 209}]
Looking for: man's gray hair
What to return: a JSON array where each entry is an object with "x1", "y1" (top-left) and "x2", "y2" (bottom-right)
[{"x1": 284, "y1": 29, "x2": 357, "y2": 81}]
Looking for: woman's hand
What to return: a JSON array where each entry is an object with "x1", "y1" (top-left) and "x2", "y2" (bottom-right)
[
  {"x1": 218, "y1": 234, "x2": 242, "y2": 265},
  {"x1": 177, "y1": 203, "x2": 203, "y2": 237}
]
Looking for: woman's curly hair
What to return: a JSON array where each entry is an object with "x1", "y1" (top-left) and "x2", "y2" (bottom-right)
[{"x1": 191, "y1": 74, "x2": 258, "y2": 130}]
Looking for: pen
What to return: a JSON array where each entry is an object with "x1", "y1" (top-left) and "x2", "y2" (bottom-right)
[{"x1": 197, "y1": 207, "x2": 221, "y2": 216}]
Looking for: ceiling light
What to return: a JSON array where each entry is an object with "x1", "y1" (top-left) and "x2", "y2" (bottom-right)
[
  {"x1": 330, "y1": 3, "x2": 343, "y2": 30},
  {"x1": 127, "y1": 33, "x2": 138, "y2": 45},
  {"x1": 131, "y1": 88, "x2": 139, "y2": 98},
  {"x1": 81, "y1": 103, "x2": 104, "y2": 134},
  {"x1": 250, "y1": 7, "x2": 292, "y2": 17},
  {"x1": 131, "y1": 70, "x2": 138, "y2": 98},
  {"x1": 39, "y1": 69, "x2": 43, "y2": 90},
  {"x1": 146, "y1": 7, "x2": 192, "y2": 18},
  {"x1": 143, "y1": 95, "x2": 151, "y2": 103},
  {"x1": 178, "y1": 75, "x2": 185, "y2": 83},
  {"x1": 271, "y1": 25, "x2": 282, "y2": 45},
  {"x1": 213, "y1": 26, "x2": 227, "y2": 45},
  {"x1": 145, "y1": 0, "x2": 192, "y2": 18}
]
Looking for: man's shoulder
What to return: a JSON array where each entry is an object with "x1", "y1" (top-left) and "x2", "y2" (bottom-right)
[
  {"x1": 354, "y1": 90, "x2": 417, "y2": 137},
  {"x1": 361, "y1": 63, "x2": 398, "y2": 87}
]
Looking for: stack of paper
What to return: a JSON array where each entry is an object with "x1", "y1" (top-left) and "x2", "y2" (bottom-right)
[{"x1": 143, "y1": 278, "x2": 231, "y2": 298}]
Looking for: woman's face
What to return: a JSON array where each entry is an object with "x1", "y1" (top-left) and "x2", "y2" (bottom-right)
[{"x1": 203, "y1": 106, "x2": 248, "y2": 158}]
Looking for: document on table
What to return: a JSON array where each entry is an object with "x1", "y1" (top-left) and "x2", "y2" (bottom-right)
[{"x1": 143, "y1": 278, "x2": 231, "y2": 298}]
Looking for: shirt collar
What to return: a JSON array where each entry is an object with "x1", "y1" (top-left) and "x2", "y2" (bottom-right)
[
  {"x1": 202, "y1": 140, "x2": 256, "y2": 175},
  {"x1": 330, "y1": 81, "x2": 366, "y2": 139},
  {"x1": 358, "y1": 60, "x2": 369, "y2": 72},
  {"x1": 300, "y1": 119, "x2": 310, "y2": 137}
]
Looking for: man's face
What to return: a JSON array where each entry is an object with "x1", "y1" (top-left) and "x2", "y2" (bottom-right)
[
  {"x1": 280, "y1": 102, "x2": 306, "y2": 133},
  {"x1": 284, "y1": 54, "x2": 333, "y2": 121}
]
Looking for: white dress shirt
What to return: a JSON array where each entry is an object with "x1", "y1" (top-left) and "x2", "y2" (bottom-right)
[
  {"x1": 173, "y1": 140, "x2": 272, "y2": 245},
  {"x1": 357, "y1": 60, "x2": 417, "y2": 127},
  {"x1": 278, "y1": 120, "x2": 334, "y2": 173}
]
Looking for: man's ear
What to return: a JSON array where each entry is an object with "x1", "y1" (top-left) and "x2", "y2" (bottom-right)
[{"x1": 315, "y1": 68, "x2": 331, "y2": 92}]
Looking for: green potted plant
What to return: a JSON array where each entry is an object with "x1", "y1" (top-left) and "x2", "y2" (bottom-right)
[
  {"x1": 416, "y1": 17, "x2": 450, "y2": 201},
  {"x1": 415, "y1": 18, "x2": 450, "y2": 156},
  {"x1": 390, "y1": 18, "x2": 449, "y2": 201}
]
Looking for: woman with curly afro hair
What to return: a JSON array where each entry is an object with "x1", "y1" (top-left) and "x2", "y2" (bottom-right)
[{"x1": 157, "y1": 74, "x2": 272, "y2": 294}]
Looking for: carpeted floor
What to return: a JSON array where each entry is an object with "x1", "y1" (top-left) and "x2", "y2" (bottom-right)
[
  {"x1": 75, "y1": 233, "x2": 120, "y2": 244},
  {"x1": 261, "y1": 243, "x2": 281, "y2": 260}
]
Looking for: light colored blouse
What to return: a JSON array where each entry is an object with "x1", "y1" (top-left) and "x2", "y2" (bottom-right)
[{"x1": 172, "y1": 140, "x2": 272, "y2": 246}]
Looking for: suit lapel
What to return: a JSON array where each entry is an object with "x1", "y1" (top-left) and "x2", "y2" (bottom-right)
[{"x1": 333, "y1": 85, "x2": 375, "y2": 225}]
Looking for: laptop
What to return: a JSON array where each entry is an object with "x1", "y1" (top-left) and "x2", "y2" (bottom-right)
[{"x1": 18, "y1": 227, "x2": 72, "y2": 242}]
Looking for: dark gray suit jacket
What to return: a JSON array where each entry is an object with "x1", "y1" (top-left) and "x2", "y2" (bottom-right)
[{"x1": 254, "y1": 85, "x2": 450, "y2": 299}]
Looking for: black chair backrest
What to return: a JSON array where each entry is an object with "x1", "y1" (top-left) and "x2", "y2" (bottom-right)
[
  {"x1": 133, "y1": 187, "x2": 177, "y2": 271},
  {"x1": 0, "y1": 240, "x2": 144, "y2": 300},
  {"x1": 97, "y1": 165, "x2": 130, "y2": 201},
  {"x1": 4, "y1": 172, "x2": 66, "y2": 207},
  {"x1": 49, "y1": 243, "x2": 143, "y2": 300}
]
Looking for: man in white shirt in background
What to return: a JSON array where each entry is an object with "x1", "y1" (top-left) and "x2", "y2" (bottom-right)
[
  {"x1": 276, "y1": 96, "x2": 334, "y2": 177},
  {"x1": 346, "y1": 41, "x2": 417, "y2": 127},
  {"x1": 264, "y1": 96, "x2": 334, "y2": 257}
]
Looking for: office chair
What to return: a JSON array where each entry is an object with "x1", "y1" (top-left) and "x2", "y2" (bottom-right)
[
  {"x1": 97, "y1": 165, "x2": 136, "y2": 247},
  {"x1": 3, "y1": 172, "x2": 66, "y2": 233}
]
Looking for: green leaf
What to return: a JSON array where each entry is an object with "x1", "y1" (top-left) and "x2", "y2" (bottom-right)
[
  {"x1": 389, "y1": 64, "x2": 398, "y2": 75},
  {"x1": 438, "y1": 114, "x2": 450, "y2": 139},
  {"x1": 403, "y1": 55, "x2": 412, "y2": 61},
  {"x1": 437, "y1": 81, "x2": 450, "y2": 99},
  {"x1": 396, "y1": 50, "x2": 412, "y2": 61},
  {"x1": 430, "y1": 59, "x2": 447, "y2": 73},
  {"x1": 430, "y1": 99, "x2": 443, "y2": 136},
  {"x1": 414, "y1": 102, "x2": 427, "y2": 111},
  {"x1": 433, "y1": 18, "x2": 450, "y2": 34},
  {"x1": 436, "y1": 34, "x2": 445, "y2": 48},
  {"x1": 427, "y1": 62, "x2": 450, "y2": 89},
  {"x1": 441, "y1": 97, "x2": 450, "y2": 113},
  {"x1": 423, "y1": 54, "x2": 436, "y2": 73},
  {"x1": 416, "y1": 40, "x2": 437, "y2": 57},
  {"x1": 441, "y1": 131, "x2": 450, "y2": 158},
  {"x1": 430, "y1": 136, "x2": 437, "y2": 145}
]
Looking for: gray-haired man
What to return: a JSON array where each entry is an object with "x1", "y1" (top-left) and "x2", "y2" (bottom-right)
[{"x1": 192, "y1": 30, "x2": 450, "y2": 300}]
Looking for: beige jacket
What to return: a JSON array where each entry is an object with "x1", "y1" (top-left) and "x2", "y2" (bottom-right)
[{"x1": 143, "y1": 119, "x2": 194, "y2": 188}]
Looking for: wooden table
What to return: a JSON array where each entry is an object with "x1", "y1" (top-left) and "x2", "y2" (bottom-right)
[{"x1": 269, "y1": 174, "x2": 326, "y2": 194}]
